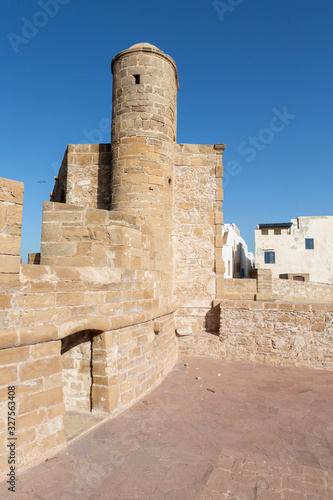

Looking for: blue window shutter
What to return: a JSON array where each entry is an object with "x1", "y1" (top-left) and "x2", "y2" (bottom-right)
[
  {"x1": 264, "y1": 251, "x2": 275, "y2": 264},
  {"x1": 305, "y1": 238, "x2": 314, "y2": 249}
]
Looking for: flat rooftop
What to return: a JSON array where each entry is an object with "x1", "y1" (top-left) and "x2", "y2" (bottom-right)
[{"x1": 2, "y1": 356, "x2": 332, "y2": 499}]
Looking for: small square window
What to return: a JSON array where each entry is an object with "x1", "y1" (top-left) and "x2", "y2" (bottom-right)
[
  {"x1": 264, "y1": 251, "x2": 275, "y2": 264},
  {"x1": 305, "y1": 238, "x2": 314, "y2": 250},
  {"x1": 261, "y1": 229, "x2": 268, "y2": 235},
  {"x1": 274, "y1": 229, "x2": 281, "y2": 235}
]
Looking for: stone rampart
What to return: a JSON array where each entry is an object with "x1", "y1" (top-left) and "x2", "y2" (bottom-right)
[
  {"x1": 0, "y1": 257, "x2": 177, "y2": 478},
  {"x1": 220, "y1": 300, "x2": 333, "y2": 369},
  {"x1": 273, "y1": 278, "x2": 333, "y2": 304},
  {"x1": 0, "y1": 177, "x2": 178, "y2": 480},
  {"x1": 223, "y1": 278, "x2": 256, "y2": 301},
  {"x1": 0, "y1": 42, "x2": 227, "y2": 481}
]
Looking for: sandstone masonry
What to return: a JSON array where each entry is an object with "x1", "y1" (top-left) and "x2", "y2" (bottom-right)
[
  {"x1": 0, "y1": 42, "x2": 225, "y2": 478},
  {"x1": 1, "y1": 42, "x2": 332, "y2": 482}
]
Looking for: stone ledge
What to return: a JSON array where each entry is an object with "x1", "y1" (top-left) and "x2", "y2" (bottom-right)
[
  {"x1": 215, "y1": 299, "x2": 333, "y2": 312},
  {"x1": 0, "y1": 301, "x2": 178, "y2": 349}
]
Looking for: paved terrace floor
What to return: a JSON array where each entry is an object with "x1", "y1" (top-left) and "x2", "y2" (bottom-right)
[{"x1": 1, "y1": 355, "x2": 333, "y2": 499}]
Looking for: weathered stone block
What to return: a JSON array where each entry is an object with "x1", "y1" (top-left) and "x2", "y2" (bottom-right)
[
  {"x1": 0, "y1": 204, "x2": 6, "y2": 233},
  {"x1": 215, "y1": 212, "x2": 223, "y2": 224},
  {"x1": 17, "y1": 410, "x2": 45, "y2": 431},
  {"x1": 20, "y1": 356, "x2": 62, "y2": 382},
  {"x1": 0, "y1": 345, "x2": 29, "y2": 365},
  {"x1": 216, "y1": 188, "x2": 224, "y2": 201},
  {"x1": 41, "y1": 222, "x2": 61, "y2": 242},
  {"x1": 0, "y1": 178, "x2": 24, "y2": 204},
  {"x1": 85, "y1": 208, "x2": 108, "y2": 225},
  {"x1": 0, "y1": 255, "x2": 20, "y2": 273},
  {"x1": 215, "y1": 236, "x2": 224, "y2": 248},
  {"x1": 19, "y1": 325, "x2": 57, "y2": 346},
  {"x1": 41, "y1": 242, "x2": 77, "y2": 257},
  {"x1": 0, "y1": 365, "x2": 18, "y2": 386},
  {"x1": 19, "y1": 386, "x2": 64, "y2": 414},
  {"x1": 0, "y1": 294, "x2": 11, "y2": 309},
  {"x1": 0, "y1": 234, "x2": 21, "y2": 255},
  {"x1": 5, "y1": 205, "x2": 23, "y2": 237}
]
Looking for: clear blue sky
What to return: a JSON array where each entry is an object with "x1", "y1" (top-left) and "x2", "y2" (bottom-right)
[{"x1": 1, "y1": 0, "x2": 332, "y2": 261}]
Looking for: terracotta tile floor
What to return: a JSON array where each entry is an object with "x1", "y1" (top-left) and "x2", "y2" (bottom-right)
[{"x1": 1, "y1": 355, "x2": 333, "y2": 499}]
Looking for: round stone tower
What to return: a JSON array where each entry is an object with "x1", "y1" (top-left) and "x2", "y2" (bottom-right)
[{"x1": 110, "y1": 43, "x2": 179, "y2": 223}]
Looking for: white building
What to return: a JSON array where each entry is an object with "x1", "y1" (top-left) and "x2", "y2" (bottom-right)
[
  {"x1": 222, "y1": 223, "x2": 255, "y2": 279},
  {"x1": 255, "y1": 216, "x2": 333, "y2": 284}
]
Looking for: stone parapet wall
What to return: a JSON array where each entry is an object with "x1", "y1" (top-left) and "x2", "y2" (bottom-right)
[
  {"x1": 0, "y1": 242, "x2": 178, "y2": 477},
  {"x1": 220, "y1": 300, "x2": 333, "y2": 369},
  {"x1": 41, "y1": 201, "x2": 141, "y2": 268},
  {"x1": 51, "y1": 144, "x2": 111, "y2": 209},
  {"x1": 0, "y1": 341, "x2": 66, "y2": 477},
  {"x1": 40, "y1": 201, "x2": 174, "y2": 304},
  {"x1": 92, "y1": 312, "x2": 177, "y2": 414},
  {"x1": 273, "y1": 278, "x2": 333, "y2": 304},
  {"x1": 0, "y1": 178, "x2": 24, "y2": 291},
  {"x1": 0, "y1": 309, "x2": 177, "y2": 480},
  {"x1": 0, "y1": 189, "x2": 178, "y2": 479},
  {"x1": 0, "y1": 264, "x2": 129, "y2": 334},
  {"x1": 223, "y1": 278, "x2": 256, "y2": 301},
  {"x1": 0, "y1": 264, "x2": 177, "y2": 347}
]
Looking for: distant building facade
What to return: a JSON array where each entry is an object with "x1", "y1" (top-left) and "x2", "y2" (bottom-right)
[
  {"x1": 255, "y1": 216, "x2": 333, "y2": 284},
  {"x1": 222, "y1": 223, "x2": 254, "y2": 279}
]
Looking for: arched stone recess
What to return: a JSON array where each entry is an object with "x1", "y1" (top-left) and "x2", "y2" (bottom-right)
[
  {"x1": 59, "y1": 310, "x2": 178, "y2": 418},
  {"x1": 61, "y1": 330, "x2": 103, "y2": 413}
]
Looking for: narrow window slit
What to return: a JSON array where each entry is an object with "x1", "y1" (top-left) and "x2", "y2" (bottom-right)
[{"x1": 134, "y1": 74, "x2": 140, "y2": 84}]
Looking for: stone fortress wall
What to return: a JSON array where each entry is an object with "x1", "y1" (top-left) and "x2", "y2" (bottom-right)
[
  {"x1": 0, "y1": 176, "x2": 177, "y2": 478},
  {"x1": 0, "y1": 42, "x2": 332, "y2": 480},
  {"x1": 273, "y1": 277, "x2": 333, "y2": 303},
  {"x1": 0, "y1": 42, "x2": 226, "y2": 478},
  {"x1": 219, "y1": 300, "x2": 333, "y2": 369},
  {"x1": 179, "y1": 268, "x2": 333, "y2": 366}
]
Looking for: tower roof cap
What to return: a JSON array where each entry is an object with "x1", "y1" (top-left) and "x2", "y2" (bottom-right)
[
  {"x1": 129, "y1": 42, "x2": 160, "y2": 50},
  {"x1": 111, "y1": 43, "x2": 179, "y2": 90}
]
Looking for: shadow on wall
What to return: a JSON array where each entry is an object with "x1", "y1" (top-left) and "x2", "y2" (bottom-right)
[
  {"x1": 97, "y1": 144, "x2": 112, "y2": 209},
  {"x1": 205, "y1": 304, "x2": 220, "y2": 335}
]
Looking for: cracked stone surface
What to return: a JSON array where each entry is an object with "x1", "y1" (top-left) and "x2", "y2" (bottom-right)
[{"x1": 1, "y1": 355, "x2": 333, "y2": 499}]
